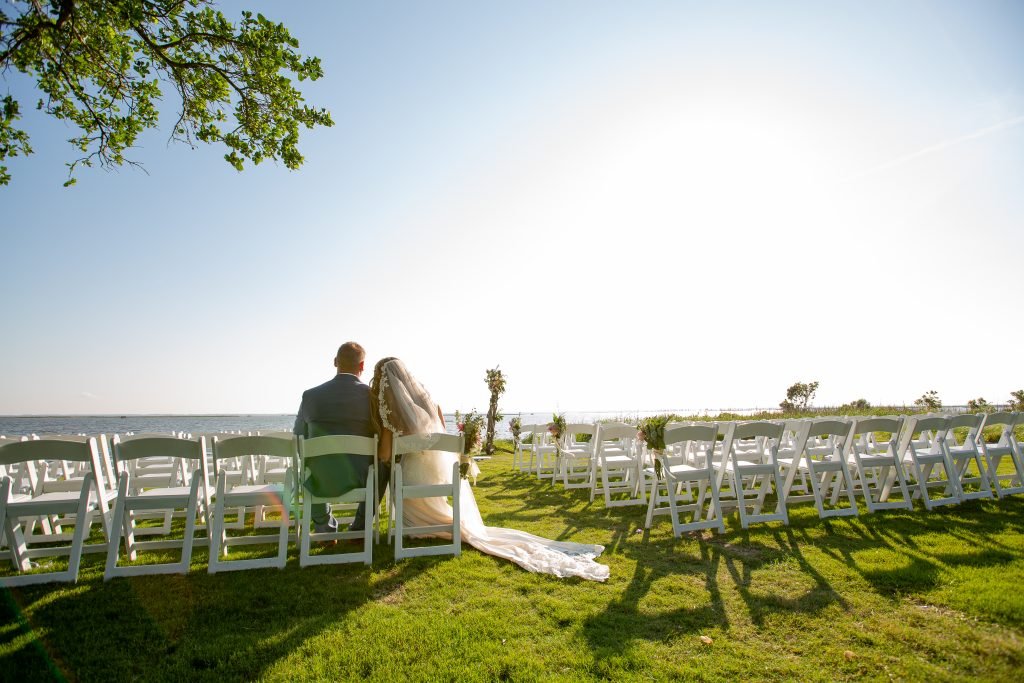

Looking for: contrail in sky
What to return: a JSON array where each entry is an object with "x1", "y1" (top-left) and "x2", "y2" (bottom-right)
[{"x1": 848, "y1": 114, "x2": 1024, "y2": 180}]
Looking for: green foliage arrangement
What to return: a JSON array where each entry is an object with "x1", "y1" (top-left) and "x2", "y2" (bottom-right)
[
  {"x1": 0, "y1": 1, "x2": 333, "y2": 185},
  {"x1": 637, "y1": 415, "x2": 671, "y2": 477},
  {"x1": 780, "y1": 381, "x2": 819, "y2": 412},
  {"x1": 547, "y1": 413, "x2": 566, "y2": 441},
  {"x1": 483, "y1": 367, "x2": 505, "y2": 455},
  {"x1": 636, "y1": 415, "x2": 670, "y2": 451},
  {"x1": 914, "y1": 390, "x2": 942, "y2": 411}
]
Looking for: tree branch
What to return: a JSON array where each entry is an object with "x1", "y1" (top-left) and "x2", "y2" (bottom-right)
[{"x1": 132, "y1": 24, "x2": 247, "y2": 102}]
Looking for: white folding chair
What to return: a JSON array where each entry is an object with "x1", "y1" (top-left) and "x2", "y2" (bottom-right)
[
  {"x1": 252, "y1": 431, "x2": 300, "y2": 529},
  {"x1": 644, "y1": 424, "x2": 724, "y2": 536},
  {"x1": 898, "y1": 415, "x2": 960, "y2": 509},
  {"x1": 716, "y1": 421, "x2": 789, "y2": 528},
  {"x1": 944, "y1": 414, "x2": 994, "y2": 501},
  {"x1": 391, "y1": 433, "x2": 463, "y2": 560},
  {"x1": 209, "y1": 434, "x2": 299, "y2": 573},
  {"x1": 110, "y1": 432, "x2": 195, "y2": 537},
  {"x1": 557, "y1": 423, "x2": 596, "y2": 490},
  {"x1": 0, "y1": 437, "x2": 38, "y2": 544},
  {"x1": 779, "y1": 419, "x2": 858, "y2": 519},
  {"x1": 16, "y1": 434, "x2": 118, "y2": 550},
  {"x1": 978, "y1": 412, "x2": 1024, "y2": 497},
  {"x1": 840, "y1": 416, "x2": 913, "y2": 512},
  {"x1": 104, "y1": 435, "x2": 211, "y2": 579},
  {"x1": 590, "y1": 424, "x2": 644, "y2": 507},
  {"x1": 0, "y1": 437, "x2": 115, "y2": 586},
  {"x1": 533, "y1": 426, "x2": 559, "y2": 481},
  {"x1": 513, "y1": 424, "x2": 536, "y2": 472},
  {"x1": 298, "y1": 434, "x2": 376, "y2": 567},
  {"x1": 776, "y1": 419, "x2": 813, "y2": 497}
]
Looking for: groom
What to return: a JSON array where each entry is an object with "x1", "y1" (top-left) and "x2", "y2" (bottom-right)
[{"x1": 293, "y1": 341, "x2": 380, "y2": 533}]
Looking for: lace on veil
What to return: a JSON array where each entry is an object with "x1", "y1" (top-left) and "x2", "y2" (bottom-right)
[{"x1": 377, "y1": 359, "x2": 441, "y2": 436}]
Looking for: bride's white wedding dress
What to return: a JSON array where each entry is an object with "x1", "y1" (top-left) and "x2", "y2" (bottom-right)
[
  {"x1": 376, "y1": 359, "x2": 610, "y2": 582},
  {"x1": 398, "y1": 432, "x2": 610, "y2": 582}
]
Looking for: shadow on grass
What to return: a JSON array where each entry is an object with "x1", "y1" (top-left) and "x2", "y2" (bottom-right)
[
  {"x1": 0, "y1": 549, "x2": 430, "y2": 682},
  {"x1": 581, "y1": 540, "x2": 727, "y2": 671},
  {"x1": 715, "y1": 528, "x2": 849, "y2": 628}
]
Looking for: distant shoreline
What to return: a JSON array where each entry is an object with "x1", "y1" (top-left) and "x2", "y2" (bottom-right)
[{"x1": 0, "y1": 414, "x2": 294, "y2": 418}]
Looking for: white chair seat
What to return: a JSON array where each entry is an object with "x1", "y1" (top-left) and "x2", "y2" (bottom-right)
[
  {"x1": 666, "y1": 464, "x2": 710, "y2": 478},
  {"x1": 225, "y1": 483, "x2": 284, "y2": 496},
  {"x1": 7, "y1": 490, "x2": 98, "y2": 517},
  {"x1": 717, "y1": 461, "x2": 775, "y2": 475},
  {"x1": 857, "y1": 454, "x2": 897, "y2": 466},
  {"x1": 137, "y1": 486, "x2": 193, "y2": 498},
  {"x1": 10, "y1": 490, "x2": 82, "y2": 506}
]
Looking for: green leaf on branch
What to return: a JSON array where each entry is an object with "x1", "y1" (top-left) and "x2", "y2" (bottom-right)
[{"x1": 0, "y1": 0, "x2": 334, "y2": 186}]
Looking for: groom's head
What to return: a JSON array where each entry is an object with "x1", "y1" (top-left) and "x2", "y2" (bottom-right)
[{"x1": 334, "y1": 341, "x2": 365, "y2": 377}]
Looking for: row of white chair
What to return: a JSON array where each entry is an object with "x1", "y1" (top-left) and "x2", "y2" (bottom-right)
[
  {"x1": 0, "y1": 430, "x2": 465, "y2": 586},
  {"x1": 512, "y1": 412, "x2": 1024, "y2": 537}
]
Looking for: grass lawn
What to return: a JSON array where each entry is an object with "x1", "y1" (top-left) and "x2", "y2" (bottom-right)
[{"x1": 2, "y1": 442, "x2": 1023, "y2": 681}]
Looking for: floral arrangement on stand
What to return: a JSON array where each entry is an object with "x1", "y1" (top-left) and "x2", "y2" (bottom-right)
[
  {"x1": 484, "y1": 367, "x2": 506, "y2": 455},
  {"x1": 509, "y1": 415, "x2": 522, "y2": 448},
  {"x1": 636, "y1": 415, "x2": 671, "y2": 477},
  {"x1": 454, "y1": 409, "x2": 484, "y2": 482}
]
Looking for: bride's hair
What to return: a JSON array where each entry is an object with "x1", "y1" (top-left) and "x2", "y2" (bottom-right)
[
  {"x1": 368, "y1": 356, "x2": 398, "y2": 434},
  {"x1": 368, "y1": 357, "x2": 439, "y2": 436}
]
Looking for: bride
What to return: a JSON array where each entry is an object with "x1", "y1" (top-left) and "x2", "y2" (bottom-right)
[{"x1": 370, "y1": 357, "x2": 610, "y2": 582}]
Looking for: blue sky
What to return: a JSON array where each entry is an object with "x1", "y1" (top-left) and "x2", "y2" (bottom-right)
[{"x1": 2, "y1": 1, "x2": 1023, "y2": 414}]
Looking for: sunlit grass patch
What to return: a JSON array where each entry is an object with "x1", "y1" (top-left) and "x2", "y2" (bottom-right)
[{"x1": 2, "y1": 442, "x2": 1023, "y2": 681}]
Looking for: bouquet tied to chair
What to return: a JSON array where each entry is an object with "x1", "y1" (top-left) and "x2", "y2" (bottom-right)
[
  {"x1": 637, "y1": 415, "x2": 671, "y2": 477},
  {"x1": 548, "y1": 413, "x2": 567, "y2": 450},
  {"x1": 455, "y1": 409, "x2": 484, "y2": 483}
]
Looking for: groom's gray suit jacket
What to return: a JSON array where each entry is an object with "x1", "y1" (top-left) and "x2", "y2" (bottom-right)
[{"x1": 293, "y1": 373, "x2": 374, "y2": 496}]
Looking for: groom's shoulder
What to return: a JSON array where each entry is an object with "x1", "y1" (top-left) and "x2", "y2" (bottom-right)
[
  {"x1": 303, "y1": 374, "x2": 369, "y2": 399},
  {"x1": 302, "y1": 378, "x2": 333, "y2": 397}
]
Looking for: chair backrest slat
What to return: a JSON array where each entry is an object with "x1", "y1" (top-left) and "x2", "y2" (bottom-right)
[
  {"x1": 302, "y1": 435, "x2": 377, "y2": 460},
  {"x1": 0, "y1": 437, "x2": 95, "y2": 466},
  {"x1": 393, "y1": 432, "x2": 463, "y2": 457},
  {"x1": 596, "y1": 424, "x2": 637, "y2": 441},
  {"x1": 733, "y1": 421, "x2": 784, "y2": 441},
  {"x1": 807, "y1": 419, "x2": 853, "y2": 439},
  {"x1": 664, "y1": 423, "x2": 718, "y2": 446},
  {"x1": 116, "y1": 435, "x2": 206, "y2": 462},
  {"x1": 213, "y1": 435, "x2": 298, "y2": 462}
]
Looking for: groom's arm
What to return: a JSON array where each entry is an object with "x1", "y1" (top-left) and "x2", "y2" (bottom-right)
[{"x1": 292, "y1": 391, "x2": 309, "y2": 436}]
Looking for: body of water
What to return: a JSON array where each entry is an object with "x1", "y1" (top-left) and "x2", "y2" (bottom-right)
[{"x1": 0, "y1": 410, "x2": 730, "y2": 439}]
